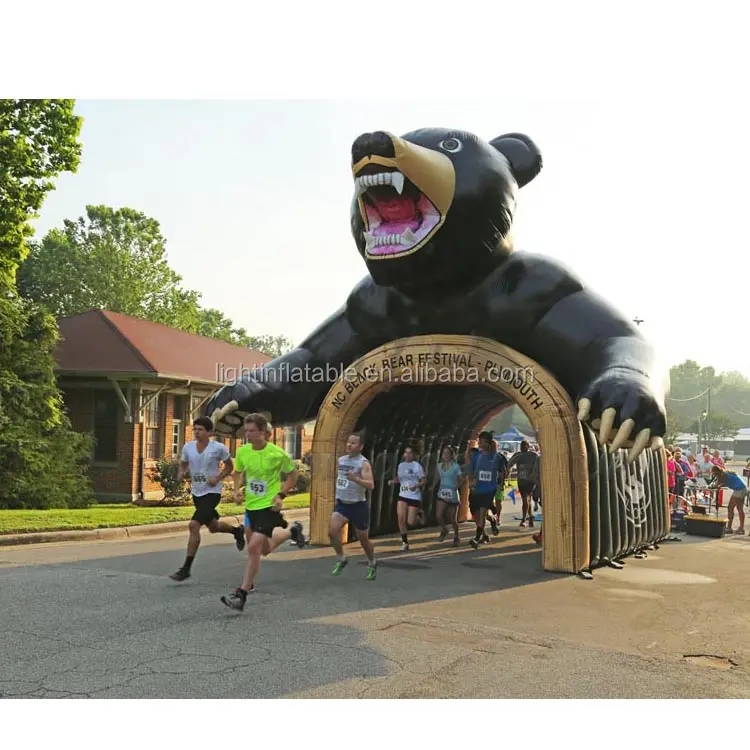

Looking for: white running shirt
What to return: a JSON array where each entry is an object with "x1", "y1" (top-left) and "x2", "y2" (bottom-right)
[
  {"x1": 397, "y1": 461, "x2": 425, "y2": 500},
  {"x1": 181, "y1": 440, "x2": 231, "y2": 497}
]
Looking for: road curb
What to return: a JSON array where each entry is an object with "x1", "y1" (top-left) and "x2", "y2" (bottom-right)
[{"x1": 0, "y1": 508, "x2": 310, "y2": 547}]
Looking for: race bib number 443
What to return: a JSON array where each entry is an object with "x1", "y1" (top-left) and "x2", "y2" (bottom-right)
[
  {"x1": 249, "y1": 479, "x2": 267, "y2": 495},
  {"x1": 478, "y1": 471, "x2": 492, "y2": 482}
]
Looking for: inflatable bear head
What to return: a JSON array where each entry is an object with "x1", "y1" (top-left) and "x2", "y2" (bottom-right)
[{"x1": 350, "y1": 128, "x2": 542, "y2": 293}]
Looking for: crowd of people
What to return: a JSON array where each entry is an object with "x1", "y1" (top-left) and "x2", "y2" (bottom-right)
[
  {"x1": 666, "y1": 444, "x2": 749, "y2": 535},
  {"x1": 170, "y1": 415, "x2": 542, "y2": 610}
]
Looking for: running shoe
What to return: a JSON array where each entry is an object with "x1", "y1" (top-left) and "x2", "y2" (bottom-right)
[
  {"x1": 220, "y1": 588, "x2": 247, "y2": 611},
  {"x1": 290, "y1": 521, "x2": 308, "y2": 548},
  {"x1": 366, "y1": 563, "x2": 377, "y2": 581},
  {"x1": 438, "y1": 530, "x2": 448, "y2": 542},
  {"x1": 234, "y1": 526, "x2": 246, "y2": 551},
  {"x1": 453, "y1": 534, "x2": 460, "y2": 546},
  {"x1": 490, "y1": 518, "x2": 499, "y2": 536},
  {"x1": 400, "y1": 541, "x2": 409, "y2": 552},
  {"x1": 169, "y1": 568, "x2": 190, "y2": 581},
  {"x1": 470, "y1": 537, "x2": 480, "y2": 549},
  {"x1": 331, "y1": 559, "x2": 349, "y2": 576}
]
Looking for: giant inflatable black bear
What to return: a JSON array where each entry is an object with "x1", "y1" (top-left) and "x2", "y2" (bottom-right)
[{"x1": 207, "y1": 127, "x2": 667, "y2": 460}]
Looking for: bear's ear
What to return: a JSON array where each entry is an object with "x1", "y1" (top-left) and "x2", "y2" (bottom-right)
[{"x1": 489, "y1": 133, "x2": 542, "y2": 188}]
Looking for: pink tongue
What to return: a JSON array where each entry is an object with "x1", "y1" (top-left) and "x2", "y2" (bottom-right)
[
  {"x1": 373, "y1": 219, "x2": 419, "y2": 237},
  {"x1": 372, "y1": 195, "x2": 416, "y2": 222}
]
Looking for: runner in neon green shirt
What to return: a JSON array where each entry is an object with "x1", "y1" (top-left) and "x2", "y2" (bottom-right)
[
  {"x1": 220, "y1": 413, "x2": 307, "y2": 612},
  {"x1": 237, "y1": 440, "x2": 295, "y2": 511}
]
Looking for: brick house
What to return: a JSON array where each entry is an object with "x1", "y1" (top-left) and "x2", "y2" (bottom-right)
[{"x1": 55, "y1": 309, "x2": 315, "y2": 502}]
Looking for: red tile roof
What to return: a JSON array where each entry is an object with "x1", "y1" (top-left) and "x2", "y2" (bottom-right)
[{"x1": 55, "y1": 309, "x2": 272, "y2": 384}]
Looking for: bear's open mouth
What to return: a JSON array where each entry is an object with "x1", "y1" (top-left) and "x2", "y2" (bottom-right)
[{"x1": 354, "y1": 167, "x2": 442, "y2": 257}]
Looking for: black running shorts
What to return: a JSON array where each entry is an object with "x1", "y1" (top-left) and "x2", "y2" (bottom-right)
[
  {"x1": 245, "y1": 507, "x2": 288, "y2": 538},
  {"x1": 469, "y1": 491, "x2": 495, "y2": 513},
  {"x1": 517, "y1": 479, "x2": 536, "y2": 497},
  {"x1": 192, "y1": 493, "x2": 222, "y2": 525}
]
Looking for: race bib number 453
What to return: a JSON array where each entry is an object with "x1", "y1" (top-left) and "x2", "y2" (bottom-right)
[
  {"x1": 478, "y1": 471, "x2": 492, "y2": 482},
  {"x1": 249, "y1": 479, "x2": 267, "y2": 495}
]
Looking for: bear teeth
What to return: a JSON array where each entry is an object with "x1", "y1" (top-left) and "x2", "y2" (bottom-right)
[
  {"x1": 364, "y1": 230, "x2": 416, "y2": 251},
  {"x1": 354, "y1": 171, "x2": 405, "y2": 196}
]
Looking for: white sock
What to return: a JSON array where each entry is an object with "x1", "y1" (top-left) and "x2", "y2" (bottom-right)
[{"x1": 337, "y1": 554, "x2": 347, "y2": 562}]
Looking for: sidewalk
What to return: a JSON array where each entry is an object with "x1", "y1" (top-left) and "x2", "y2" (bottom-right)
[{"x1": 0, "y1": 507, "x2": 310, "y2": 547}]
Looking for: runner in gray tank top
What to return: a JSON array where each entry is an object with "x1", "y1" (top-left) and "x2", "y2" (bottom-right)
[
  {"x1": 328, "y1": 433, "x2": 377, "y2": 580},
  {"x1": 336, "y1": 454, "x2": 369, "y2": 503}
]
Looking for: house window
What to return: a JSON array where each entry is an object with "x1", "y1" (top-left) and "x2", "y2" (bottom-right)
[
  {"x1": 171, "y1": 420, "x2": 183, "y2": 458},
  {"x1": 284, "y1": 426, "x2": 301, "y2": 460},
  {"x1": 93, "y1": 390, "x2": 119, "y2": 462},
  {"x1": 191, "y1": 394, "x2": 205, "y2": 420},
  {"x1": 173, "y1": 395, "x2": 186, "y2": 423},
  {"x1": 143, "y1": 393, "x2": 162, "y2": 460}
]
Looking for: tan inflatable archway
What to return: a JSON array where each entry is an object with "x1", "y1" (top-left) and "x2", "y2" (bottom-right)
[{"x1": 309, "y1": 335, "x2": 590, "y2": 573}]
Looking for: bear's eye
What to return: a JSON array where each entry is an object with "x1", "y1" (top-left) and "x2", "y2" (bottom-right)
[{"x1": 438, "y1": 137, "x2": 462, "y2": 153}]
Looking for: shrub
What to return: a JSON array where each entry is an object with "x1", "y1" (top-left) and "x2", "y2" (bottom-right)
[
  {"x1": 292, "y1": 459, "x2": 310, "y2": 493},
  {"x1": 144, "y1": 457, "x2": 191, "y2": 506}
]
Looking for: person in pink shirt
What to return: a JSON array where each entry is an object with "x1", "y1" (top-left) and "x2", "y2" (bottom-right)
[
  {"x1": 672, "y1": 448, "x2": 690, "y2": 501},
  {"x1": 711, "y1": 450, "x2": 726, "y2": 469},
  {"x1": 666, "y1": 450, "x2": 678, "y2": 508}
]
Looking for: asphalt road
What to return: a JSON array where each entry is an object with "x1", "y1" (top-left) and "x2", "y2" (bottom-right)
[{"x1": 2, "y1": 505, "x2": 750, "y2": 699}]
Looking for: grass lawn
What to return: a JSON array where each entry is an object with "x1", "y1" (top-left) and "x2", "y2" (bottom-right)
[{"x1": 0, "y1": 493, "x2": 310, "y2": 535}]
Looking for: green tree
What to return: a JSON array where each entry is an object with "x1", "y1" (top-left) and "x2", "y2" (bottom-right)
[
  {"x1": 687, "y1": 413, "x2": 739, "y2": 441},
  {"x1": 0, "y1": 99, "x2": 82, "y2": 289},
  {"x1": 245, "y1": 334, "x2": 295, "y2": 358},
  {"x1": 197, "y1": 307, "x2": 253, "y2": 347},
  {"x1": 18, "y1": 205, "x2": 203, "y2": 329},
  {"x1": 0, "y1": 99, "x2": 94, "y2": 509},
  {"x1": 665, "y1": 404, "x2": 691, "y2": 446},
  {"x1": 18, "y1": 205, "x2": 268, "y2": 349}
]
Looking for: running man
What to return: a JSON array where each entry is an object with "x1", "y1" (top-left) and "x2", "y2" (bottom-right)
[
  {"x1": 329, "y1": 433, "x2": 377, "y2": 580},
  {"x1": 709, "y1": 464, "x2": 748, "y2": 535},
  {"x1": 486, "y1": 443, "x2": 507, "y2": 535},
  {"x1": 170, "y1": 417, "x2": 244, "y2": 581},
  {"x1": 220, "y1": 413, "x2": 307, "y2": 611},
  {"x1": 389, "y1": 446, "x2": 425, "y2": 551},
  {"x1": 467, "y1": 431, "x2": 505, "y2": 548},
  {"x1": 507, "y1": 440, "x2": 539, "y2": 527},
  {"x1": 435, "y1": 446, "x2": 464, "y2": 545}
]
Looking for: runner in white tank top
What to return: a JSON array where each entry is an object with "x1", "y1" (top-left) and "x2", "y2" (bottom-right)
[{"x1": 328, "y1": 434, "x2": 377, "y2": 580}]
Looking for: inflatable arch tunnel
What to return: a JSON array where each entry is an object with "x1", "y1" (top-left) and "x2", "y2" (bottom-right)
[{"x1": 308, "y1": 335, "x2": 670, "y2": 575}]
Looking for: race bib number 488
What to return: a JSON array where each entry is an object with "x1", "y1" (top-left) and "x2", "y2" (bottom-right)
[{"x1": 249, "y1": 479, "x2": 267, "y2": 495}]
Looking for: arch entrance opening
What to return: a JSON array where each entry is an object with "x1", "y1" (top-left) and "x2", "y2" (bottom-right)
[{"x1": 309, "y1": 335, "x2": 592, "y2": 573}]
